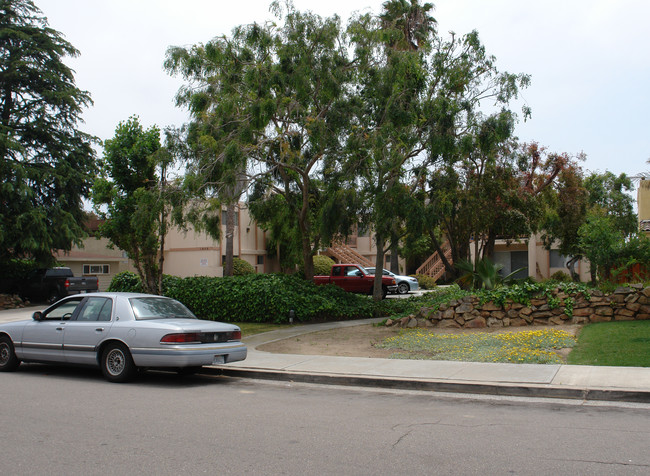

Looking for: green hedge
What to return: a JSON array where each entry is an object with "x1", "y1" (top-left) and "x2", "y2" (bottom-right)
[{"x1": 108, "y1": 271, "x2": 374, "y2": 323}]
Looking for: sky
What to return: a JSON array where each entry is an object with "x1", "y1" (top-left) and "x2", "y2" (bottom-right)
[{"x1": 36, "y1": 0, "x2": 650, "y2": 184}]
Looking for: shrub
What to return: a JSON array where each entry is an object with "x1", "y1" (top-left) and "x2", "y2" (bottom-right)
[
  {"x1": 476, "y1": 281, "x2": 593, "y2": 309},
  {"x1": 108, "y1": 271, "x2": 375, "y2": 323},
  {"x1": 232, "y1": 257, "x2": 255, "y2": 276},
  {"x1": 456, "y1": 258, "x2": 524, "y2": 290},
  {"x1": 375, "y1": 285, "x2": 469, "y2": 319},
  {"x1": 0, "y1": 259, "x2": 41, "y2": 294},
  {"x1": 108, "y1": 271, "x2": 143, "y2": 292},
  {"x1": 549, "y1": 271, "x2": 572, "y2": 282},
  {"x1": 313, "y1": 254, "x2": 336, "y2": 276},
  {"x1": 412, "y1": 274, "x2": 437, "y2": 290}
]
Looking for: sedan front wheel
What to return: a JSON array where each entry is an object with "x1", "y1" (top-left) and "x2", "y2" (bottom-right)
[
  {"x1": 101, "y1": 343, "x2": 136, "y2": 383},
  {"x1": 397, "y1": 282, "x2": 410, "y2": 294}
]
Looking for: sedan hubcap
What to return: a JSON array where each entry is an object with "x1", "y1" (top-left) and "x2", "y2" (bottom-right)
[
  {"x1": 106, "y1": 349, "x2": 125, "y2": 376},
  {"x1": 0, "y1": 343, "x2": 9, "y2": 365}
]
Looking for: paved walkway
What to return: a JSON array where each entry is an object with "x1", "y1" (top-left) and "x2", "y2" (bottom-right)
[{"x1": 2, "y1": 307, "x2": 650, "y2": 402}]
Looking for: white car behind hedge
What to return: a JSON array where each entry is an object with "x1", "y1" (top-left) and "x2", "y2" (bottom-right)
[{"x1": 364, "y1": 268, "x2": 419, "y2": 294}]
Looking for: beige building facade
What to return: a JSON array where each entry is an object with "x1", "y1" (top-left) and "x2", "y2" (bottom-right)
[
  {"x1": 489, "y1": 234, "x2": 591, "y2": 282},
  {"x1": 67, "y1": 190, "x2": 646, "y2": 286},
  {"x1": 55, "y1": 236, "x2": 135, "y2": 291},
  {"x1": 639, "y1": 179, "x2": 650, "y2": 234},
  {"x1": 163, "y1": 204, "x2": 281, "y2": 277}
]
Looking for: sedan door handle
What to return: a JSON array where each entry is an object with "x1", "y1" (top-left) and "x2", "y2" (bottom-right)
[{"x1": 95, "y1": 328, "x2": 105, "y2": 332}]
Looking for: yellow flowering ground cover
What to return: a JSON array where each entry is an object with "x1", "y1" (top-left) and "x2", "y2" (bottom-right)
[{"x1": 378, "y1": 328, "x2": 576, "y2": 364}]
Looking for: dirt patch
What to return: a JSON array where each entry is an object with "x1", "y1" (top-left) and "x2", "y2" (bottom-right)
[{"x1": 257, "y1": 323, "x2": 581, "y2": 361}]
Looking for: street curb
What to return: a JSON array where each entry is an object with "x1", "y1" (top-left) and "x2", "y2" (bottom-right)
[{"x1": 205, "y1": 367, "x2": 650, "y2": 403}]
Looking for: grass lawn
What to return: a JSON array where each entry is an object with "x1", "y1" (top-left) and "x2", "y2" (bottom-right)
[
  {"x1": 567, "y1": 320, "x2": 650, "y2": 367},
  {"x1": 377, "y1": 329, "x2": 576, "y2": 364}
]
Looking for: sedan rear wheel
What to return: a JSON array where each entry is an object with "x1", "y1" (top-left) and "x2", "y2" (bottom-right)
[
  {"x1": 397, "y1": 282, "x2": 410, "y2": 294},
  {"x1": 0, "y1": 336, "x2": 20, "y2": 372},
  {"x1": 101, "y1": 343, "x2": 136, "y2": 383}
]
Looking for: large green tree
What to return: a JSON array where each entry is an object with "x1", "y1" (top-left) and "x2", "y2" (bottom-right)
[
  {"x1": 164, "y1": 28, "x2": 255, "y2": 276},
  {"x1": 542, "y1": 169, "x2": 638, "y2": 281},
  {"x1": 584, "y1": 171, "x2": 637, "y2": 235},
  {"x1": 92, "y1": 117, "x2": 171, "y2": 294},
  {"x1": 539, "y1": 157, "x2": 587, "y2": 280},
  {"x1": 0, "y1": 0, "x2": 96, "y2": 265},
  {"x1": 423, "y1": 27, "x2": 532, "y2": 277},
  {"x1": 339, "y1": 0, "x2": 435, "y2": 299},
  {"x1": 348, "y1": 2, "x2": 530, "y2": 285},
  {"x1": 166, "y1": 2, "x2": 355, "y2": 279}
]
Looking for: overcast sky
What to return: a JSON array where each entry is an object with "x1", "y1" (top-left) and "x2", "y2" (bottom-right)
[{"x1": 37, "y1": 0, "x2": 649, "y2": 183}]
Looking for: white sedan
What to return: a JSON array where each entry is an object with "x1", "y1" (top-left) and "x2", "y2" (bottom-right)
[
  {"x1": 0, "y1": 293, "x2": 247, "y2": 382},
  {"x1": 365, "y1": 268, "x2": 419, "y2": 294}
]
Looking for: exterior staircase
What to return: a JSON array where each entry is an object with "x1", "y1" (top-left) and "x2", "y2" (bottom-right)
[
  {"x1": 325, "y1": 243, "x2": 374, "y2": 268},
  {"x1": 416, "y1": 242, "x2": 453, "y2": 282}
]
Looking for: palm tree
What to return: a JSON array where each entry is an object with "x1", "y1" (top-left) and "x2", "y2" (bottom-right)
[
  {"x1": 630, "y1": 157, "x2": 650, "y2": 182},
  {"x1": 380, "y1": 0, "x2": 436, "y2": 51}
]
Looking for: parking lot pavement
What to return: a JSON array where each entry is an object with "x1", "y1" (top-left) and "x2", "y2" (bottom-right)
[{"x1": 386, "y1": 288, "x2": 439, "y2": 298}]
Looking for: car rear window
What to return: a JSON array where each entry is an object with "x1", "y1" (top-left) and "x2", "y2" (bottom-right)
[{"x1": 129, "y1": 297, "x2": 197, "y2": 320}]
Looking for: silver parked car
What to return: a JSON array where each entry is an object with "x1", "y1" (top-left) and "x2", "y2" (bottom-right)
[
  {"x1": 0, "y1": 293, "x2": 247, "y2": 382},
  {"x1": 365, "y1": 268, "x2": 419, "y2": 294}
]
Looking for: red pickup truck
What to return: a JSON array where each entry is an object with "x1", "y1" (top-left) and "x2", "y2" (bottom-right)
[{"x1": 313, "y1": 264, "x2": 398, "y2": 298}]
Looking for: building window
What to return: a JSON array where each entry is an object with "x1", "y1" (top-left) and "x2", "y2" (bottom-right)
[
  {"x1": 493, "y1": 251, "x2": 528, "y2": 279},
  {"x1": 221, "y1": 210, "x2": 239, "y2": 226},
  {"x1": 257, "y1": 255, "x2": 264, "y2": 265},
  {"x1": 550, "y1": 250, "x2": 569, "y2": 268},
  {"x1": 357, "y1": 224, "x2": 369, "y2": 237},
  {"x1": 83, "y1": 264, "x2": 110, "y2": 275}
]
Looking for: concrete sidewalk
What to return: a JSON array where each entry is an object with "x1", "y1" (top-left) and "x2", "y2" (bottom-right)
[
  {"x1": 216, "y1": 318, "x2": 650, "y2": 403},
  {"x1": 2, "y1": 308, "x2": 649, "y2": 402}
]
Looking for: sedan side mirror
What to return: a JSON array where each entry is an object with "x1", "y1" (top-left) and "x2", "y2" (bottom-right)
[{"x1": 32, "y1": 311, "x2": 43, "y2": 321}]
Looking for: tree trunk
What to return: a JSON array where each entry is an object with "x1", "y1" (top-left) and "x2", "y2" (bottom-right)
[
  {"x1": 566, "y1": 255, "x2": 581, "y2": 282},
  {"x1": 157, "y1": 166, "x2": 167, "y2": 293},
  {"x1": 298, "y1": 176, "x2": 314, "y2": 280},
  {"x1": 224, "y1": 203, "x2": 235, "y2": 276},
  {"x1": 373, "y1": 233, "x2": 386, "y2": 302},
  {"x1": 158, "y1": 216, "x2": 165, "y2": 293},
  {"x1": 301, "y1": 232, "x2": 314, "y2": 280},
  {"x1": 483, "y1": 229, "x2": 496, "y2": 261},
  {"x1": 389, "y1": 237, "x2": 399, "y2": 274},
  {"x1": 428, "y1": 230, "x2": 455, "y2": 278}
]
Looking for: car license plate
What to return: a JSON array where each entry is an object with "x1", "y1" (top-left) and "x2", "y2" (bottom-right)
[{"x1": 212, "y1": 355, "x2": 225, "y2": 365}]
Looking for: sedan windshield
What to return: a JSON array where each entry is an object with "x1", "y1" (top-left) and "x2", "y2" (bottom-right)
[{"x1": 129, "y1": 297, "x2": 197, "y2": 320}]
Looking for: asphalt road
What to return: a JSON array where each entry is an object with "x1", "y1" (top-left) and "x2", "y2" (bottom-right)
[{"x1": 2, "y1": 365, "x2": 650, "y2": 475}]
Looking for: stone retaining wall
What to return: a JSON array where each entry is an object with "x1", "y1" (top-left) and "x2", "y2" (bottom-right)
[
  {"x1": 0, "y1": 294, "x2": 26, "y2": 310},
  {"x1": 387, "y1": 284, "x2": 650, "y2": 329}
]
